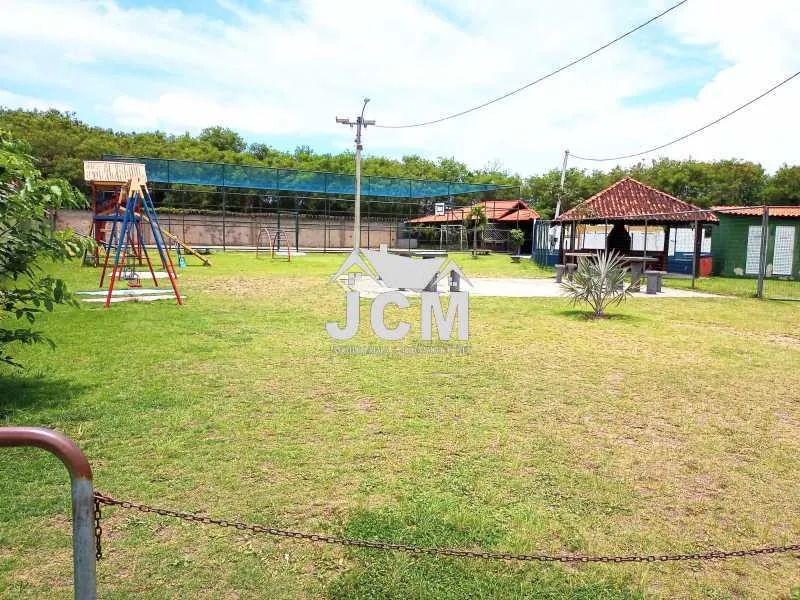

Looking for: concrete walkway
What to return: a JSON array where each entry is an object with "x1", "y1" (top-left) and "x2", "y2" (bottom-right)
[
  {"x1": 348, "y1": 276, "x2": 719, "y2": 299},
  {"x1": 466, "y1": 277, "x2": 719, "y2": 298}
]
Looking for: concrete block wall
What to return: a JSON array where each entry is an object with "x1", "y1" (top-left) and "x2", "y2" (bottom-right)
[{"x1": 55, "y1": 209, "x2": 397, "y2": 250}]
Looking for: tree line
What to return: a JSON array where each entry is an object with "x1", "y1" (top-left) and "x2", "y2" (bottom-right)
[{"x1": 1, "y1": 108, "x2": 798, "y2": 219}]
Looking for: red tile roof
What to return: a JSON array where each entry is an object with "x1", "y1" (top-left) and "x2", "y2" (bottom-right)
[
  {"x1": 713, "y1": 205, "x2": 800, "y2": 218},
  {"x1": 496, "y1": 207, "x2": 539, "y2": 222},
  {"x1": 557, "y1": 177, "x2": 718, "y2": 223},
  {"x1": 408, "y1": 199, "x2": 538, "y2": 224},
  {"x1": 406, "y1": 213, "x2": 459, "y2": 224}
]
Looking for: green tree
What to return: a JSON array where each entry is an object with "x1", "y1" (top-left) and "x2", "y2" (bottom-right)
[
  {"x1": 509, "y1": 227, "x2": 525, "y2": 253},
  {"x1": 628, "y1": 158, "x2": 766, "y2": 207},
  {"x1": 198, "y1": 126, "x2": 246, "y2": 153},
  {"x1": 465, "y1": 204, "x2": 488, "y2": 258},
  {"x1": 762, "y1": 165, "x2": 800, "y2": 205},
  {"x1": 525, "y1": 168, "x2": 610, "y2": 219},
  {"x1": 0, "y1": 109, "x2": 525, "y2": 198},
  {"x1": 2, "y1": 108, "x2": 798, "y2": 217},
  {"x1": 0, "y1": 130, "x2": 90, "y2": 366},
  {"x1": 248, "y1": 142, "x2": 273, "y2": 161}
]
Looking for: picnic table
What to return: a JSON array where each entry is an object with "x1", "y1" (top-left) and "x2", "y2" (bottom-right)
[
  {"x1": 561, "y1": 252, "x2": 659, "y2": 290},
  {"x1": 622, "y1": 256, "x2": 659, "y2": 291},
  {"x1": 563, "y1": 251, "x2": 595, "y2": 261}
]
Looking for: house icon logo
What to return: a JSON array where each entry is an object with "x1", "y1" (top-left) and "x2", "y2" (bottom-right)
[{"x1": 326, "y1": 245, "x2": 470, "y2": 342}]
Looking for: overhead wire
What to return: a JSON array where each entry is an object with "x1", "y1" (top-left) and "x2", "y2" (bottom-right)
[
  {"x1": 375, "y1": 0, "x2": 689, "y2": 129},
  {"x1": 570, "y1": 69, "x2": 800, "y2": 162}
]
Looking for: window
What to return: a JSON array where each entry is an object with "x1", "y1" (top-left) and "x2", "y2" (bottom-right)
[
  {"x1": 669, "y1": 228, "x2": 694, "y2": 254},
  {"x1": 745, "y1": 225, "x2": 762, "y2": 275},
  {"x1": 773, "y1": 225, "x2": 796, "y2": 276},
  {"x1": 702, "y1": 226, "x2": 712, "y2": 254},
  {"x1": 630, "y1": 228, "x2": 664, "y2": 251}
]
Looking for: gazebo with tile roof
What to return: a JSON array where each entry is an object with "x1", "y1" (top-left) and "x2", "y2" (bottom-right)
[{"x1": 555, "y1": 177, "x2": 718, "y2": 272}]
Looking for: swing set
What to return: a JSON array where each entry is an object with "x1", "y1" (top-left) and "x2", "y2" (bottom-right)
[{"x1": 83, "y1": 161, "x2": 184, "y2": 308}]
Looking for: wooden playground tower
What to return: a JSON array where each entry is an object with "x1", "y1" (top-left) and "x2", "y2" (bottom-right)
[{"x1": 84, "y1": 161, "x2": 188, "y2": 308}]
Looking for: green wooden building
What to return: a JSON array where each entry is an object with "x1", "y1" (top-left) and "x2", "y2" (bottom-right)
[{"x1": 711, "y1": 206, "x2": 800, "y2": 279}]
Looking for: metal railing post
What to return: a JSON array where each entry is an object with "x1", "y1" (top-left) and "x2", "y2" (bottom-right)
[{"x1": 0, "y1": 427, "x2": 96, "y2": 600}]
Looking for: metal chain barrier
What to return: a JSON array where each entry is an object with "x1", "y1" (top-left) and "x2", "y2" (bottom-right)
[
  {"x1": 94, "y1": 498, "x2": 103, "y2": 561},
  {"x1": 93, "y1": 492, "x2": 800, "y2": 564}
]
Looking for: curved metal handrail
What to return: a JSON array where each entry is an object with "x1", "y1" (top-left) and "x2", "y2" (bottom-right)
[{"x1": 0, "y1": 427, "x2": 96, "y2": 599}]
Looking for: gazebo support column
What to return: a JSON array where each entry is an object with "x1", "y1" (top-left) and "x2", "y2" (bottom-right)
[
  {"x1": 661, "y1": 226, "x2": 670, "y2": 271},
  {"x1": 569, "y1": 224, "x2": 577, "y2": 262},
  {"x1": 692, "y1": 219, "x2": 701, "y2": 289}
]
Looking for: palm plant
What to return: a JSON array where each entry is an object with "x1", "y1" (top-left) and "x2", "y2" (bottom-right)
[
  {"x1": 561, "y1": 250, "x2": 632, "y2": 318},
  {"x1": 465, "y1": 204, "x2": 488, "y2": 258}
]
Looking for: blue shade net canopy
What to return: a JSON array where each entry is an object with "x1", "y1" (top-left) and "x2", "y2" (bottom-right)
[{"x1": 104, "y1": 156, "x2": 513, "y2": 199}]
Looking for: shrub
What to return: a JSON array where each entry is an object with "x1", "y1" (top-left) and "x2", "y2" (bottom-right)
[
  {"x1": 560, "y1": 251, "x2": 632, "y2": 318},
  {"x1": 509, "y1": 228, "x2": 524, "y2": 253},
  {"x1": 0, "y1": 130, "x2": 91, "y2": 366}
]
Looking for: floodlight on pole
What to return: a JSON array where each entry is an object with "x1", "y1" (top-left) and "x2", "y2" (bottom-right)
[{"x1": 336, "y1": 97, "x2": 374, "y2": 250}]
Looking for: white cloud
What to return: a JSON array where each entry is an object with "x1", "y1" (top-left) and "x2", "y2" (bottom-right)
[
  {"x1": 0, "y1": 89, "x2": 70, "y2": 112},
  {"x1": 111, "y1": 93, "x2": 300, "y2": 134},
  {"x1": 0, "y1": 0, "x2": 799, "y2": 174}
]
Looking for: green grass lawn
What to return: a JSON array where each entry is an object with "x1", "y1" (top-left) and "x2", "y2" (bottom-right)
[
  {"x1": 1, "y1": 252, "x2": 799, "y2": 599},
  {"x1": 664, "y1": 273, "x2": 800, "y2": 300}
]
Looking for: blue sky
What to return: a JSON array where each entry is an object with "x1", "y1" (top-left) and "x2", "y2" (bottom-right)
[{"x1": 1, "y1": 0, "x2": 798, "y2": 173}]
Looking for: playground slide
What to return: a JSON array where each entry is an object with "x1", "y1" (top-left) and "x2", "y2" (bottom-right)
[
  {"x1": 117, "y1": 206, "x2": 211, "y2": 266},
  {"x1": 156, "y1": 224, "x2": 212, "y2": 266}
]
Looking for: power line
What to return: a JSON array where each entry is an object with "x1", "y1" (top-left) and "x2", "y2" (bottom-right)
[
  {"x1": 375, "y1": 0, "x2": 689, "y2": 129},
  {"x1": 571, "y1": 69, "x2": 800, "y2": 162}
]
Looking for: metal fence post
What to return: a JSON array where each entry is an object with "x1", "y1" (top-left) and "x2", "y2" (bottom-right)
[
  {"x1": 757, "y1": 205, "x2": 769, "y2": 298},
  {"x1": 0, "y1": 427, "x2": 96, "y2": 600},
  {"x1": 294, "y1": 202, "x2": 300, "y2": 252},
  {"x1": 221, "y1": 187, "x2": 227, "y2": 252}
]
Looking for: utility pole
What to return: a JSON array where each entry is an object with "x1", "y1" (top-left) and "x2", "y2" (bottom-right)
[
  {"x1": 552, "y1": 149, "x2": 569, "y2": 265},
  {"x1": 555, "y1": 149, "x2": 569, "y2": 219},
  {"x1": 336, "y1": 98, "x2": 375, "y2": 250}
]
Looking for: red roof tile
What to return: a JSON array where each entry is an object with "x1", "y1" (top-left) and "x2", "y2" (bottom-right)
[
  {"x1": 557, "y1": 177, "x2": 718, "y2": 223},
  {"x1": 407, "y1": 209, "x2": 470, "y2": 224},
  {"x1": 496, "y1": 207, "x2": 539, "y2": 222},
  {"x1": 713, "y1": 205, "x2": 800, "y2": 218}
]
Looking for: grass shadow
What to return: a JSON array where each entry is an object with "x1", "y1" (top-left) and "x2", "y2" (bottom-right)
[
  {"x1": 555, "y1": 309, "x2": 646, "y2": 324},
  {"x1": 0, "y1": 372, "x2": 91, "y2": 421}
]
